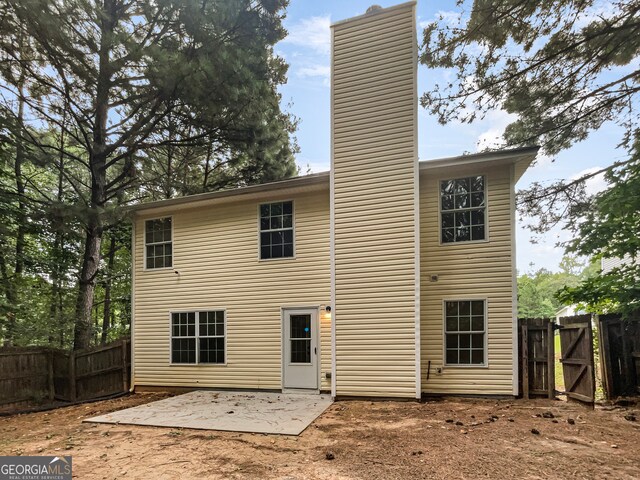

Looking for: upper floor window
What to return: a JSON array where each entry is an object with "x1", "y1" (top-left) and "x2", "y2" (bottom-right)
[
  {"x1": 145, "y1": 217, "x2": 172, "y2": 269},
  {"x1": 440, "y1": 175, "x2": 486, "y2": 243},
  {"x1": 260, "y1": 201, "x2": 294, "y2": 259}
]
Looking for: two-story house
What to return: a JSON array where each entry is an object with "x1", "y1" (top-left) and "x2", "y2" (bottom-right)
[{"x1": 130, "y1": 1, "x2": 537, "y2": 399}]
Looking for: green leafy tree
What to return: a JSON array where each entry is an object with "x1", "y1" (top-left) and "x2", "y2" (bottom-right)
[
  {"x1": 517, "y1": 256, "x2": 597, "y2": 318},
  {"x1": 421, "y1": 1, "x2": 639, "y2": 312},
  {"x1": 421, "y1": 1, "x2": 638, "y2": 154},
  {"x1": 557, "y1": 149, "x2": 640, "y2": 315},
  {"x1": 0, "y1": 0, "x2": 297, "y2": 349}
]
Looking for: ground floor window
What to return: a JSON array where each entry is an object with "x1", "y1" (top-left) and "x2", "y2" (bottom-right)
[
  {"x1": 445, "y1": 300, "x2": 485, "y2": 365},
  {"x1": 171, "y1": 310, "x2": 225, "y2": 364}
]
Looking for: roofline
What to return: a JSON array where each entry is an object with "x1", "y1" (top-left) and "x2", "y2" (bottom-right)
[
  {"x1": 129, "y1": 146, "x2": 539, "y2": 213},
  {"x1": 419, "y1": 146, "x2": 540, "y2": 170},
  {"x1": 129, "y1": 171, "x2": 329, "y2": 213},
  {"x1": 331, "y1": 1, "x2": 416, "y2": 28}
]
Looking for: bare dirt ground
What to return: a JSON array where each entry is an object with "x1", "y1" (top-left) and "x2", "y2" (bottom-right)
[{"x1": 1, "y1": 393, "x2": 639, "y2": 480}]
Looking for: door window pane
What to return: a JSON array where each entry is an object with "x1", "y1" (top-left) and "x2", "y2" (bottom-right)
[
  {"x1": 290, "y1": 314, "x2": 311, "y2": 363},
  {"x1": 291, "y1": 339, "x2": 311, "y2": 363}
]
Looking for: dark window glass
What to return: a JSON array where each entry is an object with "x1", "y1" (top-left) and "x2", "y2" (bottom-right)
[
  {"x1": 446, "y1": 349, "x2": 458, "y2": 364},
  {"x1": 471, "y1": 349, "x2": 484, "y2": 364},
  {"x1": 444, "y1": 301, "x2": 485, "y2": 365},
  {"x1": 199, "y1": 337, "x2": 225, "y2": 364},
  {"x1": 456, "y1": 227, "x2": 470, "y2": 242},
  {"x1": 291, "y1": 340, "x2": 311, "y2": 363},
  {"x1": 145, "y1": 218, "x2": 172, "y2": 268},
  {"x1": 291, "y1": 315, "x2": 311, "y2": 339},
  {"x1": 471, "y1": 226, "x2": 485, "y2": 241},
  {"x1": 459, "y1": 349, "x2": 471, "y2": 364},
  {"x1": 446, "y1": 316, "x2": 457, "y2": 332},
  {"x1": 290, "y1": 314, "x2": 311, "y2": 363},
  {"x1": 472, "y1": 334, "x2": 484, "y2": 348},
  {"x1": 440, "y1": 176, "x2": 486, "y2": 243},
  {"x1": 171, "y1": 338, "x2": 196, "y2": 364},
  {"x1": 171, "y1": 310, "x2": 225, "y2": 364},
  {"x1": 260, "y1": 201, "x2": 294, "y2": 259}
]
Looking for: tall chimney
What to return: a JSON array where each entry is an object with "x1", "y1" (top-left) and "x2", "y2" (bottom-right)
[{"x1": 331, "y1": 2, "x2": 419, "y2": 398}]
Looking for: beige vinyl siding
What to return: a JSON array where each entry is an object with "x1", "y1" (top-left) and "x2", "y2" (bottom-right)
[
  {"x1": 133, "y1": 189, "x2": 331, "y2": 391},
  {"x1": 331, "y1": 2, "x2": 418, "y2": 398},
  {"x1": 601, "y1": 254, "x2": 638, "y2": 273},
  {"x1": 420, "y1": 165, "x2": 515, "y2": 395}
]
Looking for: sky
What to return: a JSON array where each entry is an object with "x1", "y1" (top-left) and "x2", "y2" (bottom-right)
[{"x1": 274, "y1": 0, "x2": 628, "y2": 274}]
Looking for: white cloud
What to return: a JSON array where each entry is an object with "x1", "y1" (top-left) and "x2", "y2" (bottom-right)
[
  {"x1": 572, "y1": 167, "x2": 608, "y2": 194},
  {"x1": 419, "y1": 10, "x2": 464, "y2": 29},
  {"x1": 298, "y1": 65, "x2": 330, "y2": 78},
  {"x1": 475, "y1": 109, "x2": 517, "y2": 151},
  {"x1": 282, "y1": 16, "x2": 331, "y2": 56},
  {"x1": 533, "y1": 153, "x2": 555, "y2": 168},
  {"x1": 280, "y1": 16, "x2": 332, "y2": 87},
  {"x1": 297, "y1": 65, "x2": 330, "y2": 86}
]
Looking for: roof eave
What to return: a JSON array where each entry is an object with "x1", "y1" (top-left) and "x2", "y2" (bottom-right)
[
  {"x1": 129, "y1": 171, "x2": 330, "y2": 215},
  {"x1": 419, "y1": 146, "x2": 540, "y2": 173}
]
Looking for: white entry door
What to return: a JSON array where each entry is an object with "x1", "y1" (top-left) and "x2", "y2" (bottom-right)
[{"x1": 283, "y1": 309, "x2": 318, "y2": 390}]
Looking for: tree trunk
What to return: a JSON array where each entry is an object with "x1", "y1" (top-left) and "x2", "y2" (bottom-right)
[
  {"x1": 73, "y1": 0, "x2": 115, "y2": 350},
  {"x1": 50, "y1": 97, "x2": 67, "y2": 347},
  {"x1": 0, "y1": 252, "x2": 16, "y2": 346},
  {"x1": 4, "y1": 67, "x2": 27, "y2": 346},
  {"x1": 101, "y1": 235, "x2": 116, "y2": 345},
  {"x1": 14, "y1": 82, "x2": 26, "y2": 277}
]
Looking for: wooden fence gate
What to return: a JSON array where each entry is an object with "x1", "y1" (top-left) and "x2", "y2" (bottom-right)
[
  {"x1": 598, "y1": 313, "x2": 640, "y2": 398},
  {"x1": 519, "y1": 318, "x2": 555, "y2": 399},
  {"x1": 558, "y1": 315, "x2": 595, "y2": 404}
]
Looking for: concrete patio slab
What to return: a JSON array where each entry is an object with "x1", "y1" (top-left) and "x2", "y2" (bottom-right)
[{"x1": 85, "y1": 391, "x2": 333, "y2": 435}]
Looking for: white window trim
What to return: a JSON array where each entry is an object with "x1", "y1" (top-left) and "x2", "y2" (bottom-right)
[
  {"x1": 143, "y1": 215, "x2": 174, "y2": 271},
  {"x1": 442, "y1": 298, "x2": 489, "y2": 368},
  {"x1": 438, "y1": 175, "x2": 490, "y2": 246},
  {"x1": 169, "y1": 309, "x2": 227, "y2": 366},
  {"x1": 257, "y1": 199, "x2": 296, "y2": 262}
]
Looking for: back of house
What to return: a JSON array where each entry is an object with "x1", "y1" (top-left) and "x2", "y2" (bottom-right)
[{"x1": 131, "y1": 1, "x2": 537, "y2": 399}]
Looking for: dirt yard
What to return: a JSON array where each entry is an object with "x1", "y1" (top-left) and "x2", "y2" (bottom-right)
[{"x1": 1, "y1": 393, "x2": 639, "y2": 479}]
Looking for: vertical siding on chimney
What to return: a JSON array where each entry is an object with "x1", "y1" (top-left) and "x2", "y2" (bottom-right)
[{"x1": 331, "y1": 2, "x2": 418, "y2": 398}]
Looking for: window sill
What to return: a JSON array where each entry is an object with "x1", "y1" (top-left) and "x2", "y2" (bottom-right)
[
  {"x1": 258, "y1": 256, "x2": 297, "y2": 263},
  {"x1": 142, "y1": 266, "x2": 174, "y2": 272},
  {"x1": 442, "y1": 363, "x2": 489, "y2": 369},
  {"x1": 439, "y1": 238, "x2": 490, "y2": 246},
  {"x1": 169, "y1": 363, "x2": 227, "y2": 367}
]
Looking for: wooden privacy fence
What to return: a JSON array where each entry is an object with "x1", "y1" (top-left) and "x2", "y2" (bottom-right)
[
  {"x1": 0, "y1": 338, "x2": 130, "y2": 408},
  {"x1": 598, "y1": 313, "x2": 640, "y2": 398},
  {"x1": 518, "y1": 318, "x2": 555, "y2": 399}
]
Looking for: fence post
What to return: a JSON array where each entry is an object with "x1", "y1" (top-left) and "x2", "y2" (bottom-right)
[
  {"x1": 521, "y1": 324, "x2": 529, "y2": 399},
  {"x1": 69, "y1": 350, "x2": 76, "y2": 402},
  {"x1": 121, "y1": 338, "x2": 129, "y2": 393},
  {"x1": 547, "y1": 320, "x2": 555, "y2": 399},
  {"x1": 48, "y1": 351, "x2": 55, "y2": 401},
  {"x1": 597, "y1": 316, "x2": 611, "y2": 398}
]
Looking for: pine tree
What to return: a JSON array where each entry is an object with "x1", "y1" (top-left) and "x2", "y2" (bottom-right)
[{"x1": 0, "y1": 0, "x2": 297, "y2": 348}]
